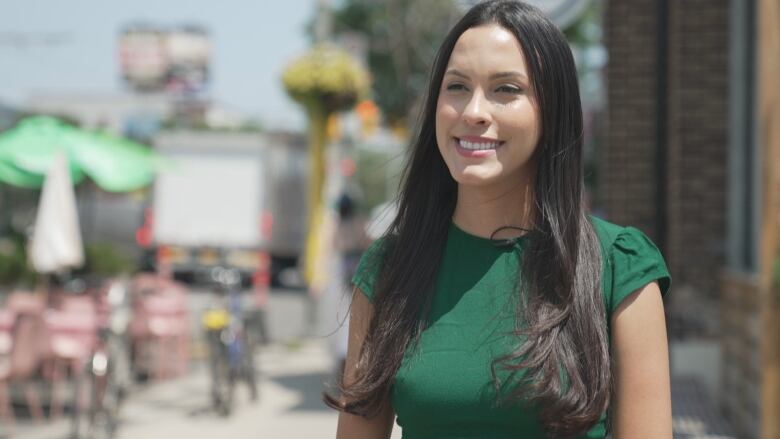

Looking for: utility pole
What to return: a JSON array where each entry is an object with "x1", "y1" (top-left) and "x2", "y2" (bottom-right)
[{"x1": 313, "y1": 0, "x2": 332, "y2": 43}]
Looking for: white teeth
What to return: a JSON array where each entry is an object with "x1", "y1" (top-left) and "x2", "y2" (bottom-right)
[{"x1": 458, "y1": 138, "x2": 500, "y2": 150}]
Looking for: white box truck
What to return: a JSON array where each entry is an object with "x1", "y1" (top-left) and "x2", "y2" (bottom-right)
[
  {"x1": 146, "y1": 130, "x2": 272, "y2": 283},
  {"x1": 136, "y1": 130, "x2": 307, "y2": 287}
]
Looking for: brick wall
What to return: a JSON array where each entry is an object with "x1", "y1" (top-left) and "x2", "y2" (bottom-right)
[
  {"x1": 665, "y1": 0, "x2": 729, "y2": 307},
  {"x1": 602, "y1": 0, "x2": 660, "y2": 238},
  {"x1": 721, "y1": 275, "x2": 761, "y2": 439},
  {"x1": 605, "y1": 1, "x2": 780, "y2": 436},
  {"x1": 603, "y1": 0, "x2": 729, "y2": 338}
]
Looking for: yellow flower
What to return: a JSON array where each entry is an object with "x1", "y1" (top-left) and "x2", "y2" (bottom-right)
[{"x1": 282, "y1": 44, "x2": 369, "y2": 112}]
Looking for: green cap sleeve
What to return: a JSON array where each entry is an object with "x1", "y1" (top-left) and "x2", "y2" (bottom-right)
[
  {"x1": 351, "y1": 236, "x2": 392, "y2": 303},
  {"x1": 608, "y1": 227, "x2": 672, "y2": 314}
]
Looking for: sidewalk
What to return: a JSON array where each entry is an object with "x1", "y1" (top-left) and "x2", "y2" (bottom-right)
[
  {"x1": 671, "y1": 376, "x2": 737, "y2": 439},
  {"x1": 2, "y1": 340, "x2": 735, "y2": 439},
  {"x1": 114, "y1": 341, "x2": 351, "y2": 439},
  {"x1": 3, "y1": 340, "x2": 400, "y2": 439}
]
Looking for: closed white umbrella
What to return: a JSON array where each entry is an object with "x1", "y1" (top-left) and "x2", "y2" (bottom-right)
[{"x1": 28, "y1": 152, "x2": 84, "y2": 273}]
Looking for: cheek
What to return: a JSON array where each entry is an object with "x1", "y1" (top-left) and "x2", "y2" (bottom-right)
[
  {"x1": 435, "y1": 100, "x2": 458, "y2": 146},
  {"x1": 500, "y1": 106, "x2": 540, "y2": 141},
  {"x1": 436, "y1": 98, "x2": 459, "y2": 127}
]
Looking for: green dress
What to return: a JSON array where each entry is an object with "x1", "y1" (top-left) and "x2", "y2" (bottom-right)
[{"x1": 352, "y1": 216, "x2": 671, "y2": 439}]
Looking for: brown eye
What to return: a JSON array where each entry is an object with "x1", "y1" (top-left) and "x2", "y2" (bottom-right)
[
  {"x1": 496, "y1": 85, "x2": 522, "y2": 94},
  {"x1": 446, "y1": 83, "x2": 468, "y2": 91}
]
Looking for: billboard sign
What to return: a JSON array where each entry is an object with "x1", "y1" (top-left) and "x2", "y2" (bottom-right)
[
  {"x1": 119, "y1": 27, "x2": 168, "y2": 91},
  {"x1": 119, "y1": 24, "x2": 211, "y2": 93}
]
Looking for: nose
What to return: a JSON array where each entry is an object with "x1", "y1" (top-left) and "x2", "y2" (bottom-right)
[{"x1": 462, "y1": 88, "x2": 491, "y2": 126}]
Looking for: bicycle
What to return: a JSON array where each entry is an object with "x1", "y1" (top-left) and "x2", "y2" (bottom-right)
[
  {"x1": 201, "y1": 267, "x2": 258, "y2": 416},
  {"x1": 70, "y1": 278, "x2": 133, "y2": 439}
]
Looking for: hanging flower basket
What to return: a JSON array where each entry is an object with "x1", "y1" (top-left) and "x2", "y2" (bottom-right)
[{"x1": 282, "y1": 44, "x2": 369, "y2": 113}]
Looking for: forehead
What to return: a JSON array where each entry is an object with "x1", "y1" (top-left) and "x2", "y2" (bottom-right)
[{"x1": 446, "y1": 24, "x2": 528, "y2": 72}]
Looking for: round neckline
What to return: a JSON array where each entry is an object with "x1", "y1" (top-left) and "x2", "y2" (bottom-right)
[{"x1": 450, "y1": 221, "x2": 529, "y2": 247}]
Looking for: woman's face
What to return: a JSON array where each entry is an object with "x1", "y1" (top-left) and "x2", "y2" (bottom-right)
[{"x1": 435, "y1": 24, "x2": 540, "y2": 189}]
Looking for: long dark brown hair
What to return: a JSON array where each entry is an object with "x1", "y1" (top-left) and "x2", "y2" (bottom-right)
[{"x1": 326, "y1": 1, "x2": 609, "y2": 437}]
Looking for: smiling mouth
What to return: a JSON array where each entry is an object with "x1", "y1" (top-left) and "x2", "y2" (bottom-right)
[{"x1": 455, "y1": 137, "x2": 504, "y2": 151}]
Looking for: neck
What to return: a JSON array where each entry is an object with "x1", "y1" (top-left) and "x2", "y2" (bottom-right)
[{"x1": 452, "y1": 174, "x2": 535, "y2": 240}]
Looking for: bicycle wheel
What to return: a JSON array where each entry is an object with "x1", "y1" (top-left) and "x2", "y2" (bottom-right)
[
  {"x1": 209, "y1": 331, "x2": 234, "y2": 416},
  {"x1": 241, "y1": 330, "x2": 259, "y2": 402},
  {"x1": 90, "y1": 370, "x2": 121, "y2": 439},
  {"x1": 107, "y1": 333, "x2": 132, "y2": 405},
  {"x1": 71, "y1": 354, "x2": 119, "y2": 439},
  {"x1": 70, "y1": 361, "x2": 93, "y2": 439}
]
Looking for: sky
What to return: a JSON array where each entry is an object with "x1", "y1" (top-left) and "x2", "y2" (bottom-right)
[{"x1": 0, "y1": 0, "x2": 317, "y2": 130}]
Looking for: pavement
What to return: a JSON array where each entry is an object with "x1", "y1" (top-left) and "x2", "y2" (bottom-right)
[
  {"x1": 0, "y1": 288, "x2": 737, "y2": 439},
  {"x1": 671, "y1": 376, "x2": 737, "y2": 439},
  {"x1": 3, "y1": 339, "x2": 401, "y2": 439},
  {"x1": 1, "y1": 287, "x2": 400, "y2": 439}
]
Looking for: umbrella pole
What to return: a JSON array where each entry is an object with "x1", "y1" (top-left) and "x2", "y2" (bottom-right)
[
  {"x1": 0, "y1": 184, "x2": 10, "y2": 233},
  {"x1": 88, "y1": 183, "x2": 95, "y2": 244},
  {"x1": 77, "y1": 181, "x2": 94, "y2": 245}
]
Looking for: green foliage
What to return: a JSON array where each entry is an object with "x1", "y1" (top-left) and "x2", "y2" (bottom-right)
[
  {"x1": 327, "y1": 1, "x2": 605, "y2": 127},
  {"x1": 563, "y1": 3, "x2": 602, "y2": 47},
  {"x1": 0, "y1": 229, "x2": 37, "y2": 287},
  {"x1": 328, "y1": 0, "x2": 462, "y2": 126},
  {"x1": 354, "y1": 149, "x2": 402, "y2": 214},
  {"x1": 282, "y1": 44, "x2": 369, "y2": 113},
  {"x1": 0, "y1": 234, "x2": 134, "y2": 286},
  {"x1": 79, "y1": 243, "x2": 135, "y2": 277}
]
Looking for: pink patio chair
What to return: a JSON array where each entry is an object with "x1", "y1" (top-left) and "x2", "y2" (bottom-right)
[
  {"x1": 0, "y1": 295, "x2": 50, "y2": 426},
  {"x1": 0, "y1": 307, "x2": 15, "y2": 427},
  {"x1": 44, "y1": 295, "x2": 98, "y2": 419},
  {"x1": 129, "y1": 275, "x2": 191, "y2": 380}
]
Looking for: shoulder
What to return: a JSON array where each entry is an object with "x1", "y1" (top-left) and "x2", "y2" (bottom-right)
[
  {"x1": 588, "y1": 215, "x2": 672, "y2": 314},
  {"x1": 351, "y1": 234, "x2": 397, "y2": 303},
  {"x1": 589, "y1": 215, "x2": 665, "y2": 265},
  {"x1": 589, "y1": 215, "x2": 626, "y2": 248},
  {"x1": 360, "y1": 234, "x2": 396, "y2": 267}
]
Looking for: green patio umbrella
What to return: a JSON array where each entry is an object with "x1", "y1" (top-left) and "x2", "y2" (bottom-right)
[
  {"x1": 0, "y1": 116, "x2": 164, "y2": 192},
  {"x1": 0, "y1": 159, "x2": 45, "y2": 188}
]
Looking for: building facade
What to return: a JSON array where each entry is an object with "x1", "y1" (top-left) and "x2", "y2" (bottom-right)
[{"x1": 603, "y1": 0, "x2": 778, "y2": 437}]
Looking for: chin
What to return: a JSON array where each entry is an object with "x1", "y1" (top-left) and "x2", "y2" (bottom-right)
[{"x1": 453, "y1": 170, "x2": 500, "y2": 187}]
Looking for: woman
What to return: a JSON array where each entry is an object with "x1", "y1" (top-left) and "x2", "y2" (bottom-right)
[{"x1": 328, "y1": 1, "x2": 673, "y2": 438}]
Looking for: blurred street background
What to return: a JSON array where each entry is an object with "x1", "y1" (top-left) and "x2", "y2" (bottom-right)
[{"x1": 0, "y1": 0, "x2": 778, "y2": 438}]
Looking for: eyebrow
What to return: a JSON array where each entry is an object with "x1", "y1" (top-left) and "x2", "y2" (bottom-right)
[{"x1": 445, "y1": 69, "x2": 529, "y2": 81}]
